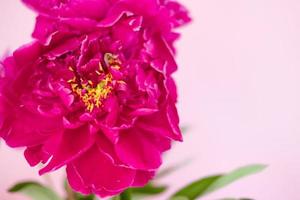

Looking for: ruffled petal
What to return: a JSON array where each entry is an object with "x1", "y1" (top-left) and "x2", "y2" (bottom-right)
[
  {"x1": 138, "y1": 103, "x2": 182, "y2": 141},
  {"x1": 164, "y1": 0, "x2": 191, "y2": 28},
  {"x1": 22, "y1": 0, "x2": 110, "y2": 20},
  {"x1": 144, "y1": 35, "x2": 177, "y2": 75},
  {"x1": 112, "y1": 16, "x2": 143, "y2": 49},
  {"x1": 24, "y1": 145, "x2": 51, "y2": 166},
  {"x1": 39, "y1": 125, "x2": 94, "y2": 175},
  {"x1": 3, "y1": 107, "x2": 62, "y2": 147},
  {"x1": 66, "y1": 145, "x2": 135, "y2": 196},
  {"x1": 121, "y1": 0, "x2": 159, "y2": 16},
  {"x1": 115, "y1": 128, "x2": 162, "y2": 170},
  {"x1": 13, "y1": 41, "x2": 42, "y2": 67},
  {"x1": 132, "y1": 170, "x2": 155, "y2": 187},
  {"x1": 164, "y1": 77, "x2": 177, "y2": 102}
]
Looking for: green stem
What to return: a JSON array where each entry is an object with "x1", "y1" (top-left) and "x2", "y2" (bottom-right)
[{"x1": 119, "y1": 189, "x2": 132, "y2": 200}]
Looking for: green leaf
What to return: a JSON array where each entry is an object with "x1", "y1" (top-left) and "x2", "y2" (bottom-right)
[
  {"x1": 171, "y1": 164, "x2": 267, "y2": 200},
  {"x1": 77, "y1": 194, "x2": 95, "y2": 200},
  {"x1": 204, "y1": 165, "x2": 266, "y2": 195},
  {"x1": 111, "y1": 189, "x2": 132, "y2": 200},
  {"x1": 171, "y1": 175, "x2": 222, "y2": 200},
  {"x1": 110, "y1": 184, "x2": 167, "y2": 200},
  {"x1": 131, "y1": 183, "x2": 167, "y2": 195},
  {"x1": 9, "y1": 181, "x2": 62, "y2": 200},
  {"x1": 170, "y1": 197, "x2": 189, "y2": 200}
]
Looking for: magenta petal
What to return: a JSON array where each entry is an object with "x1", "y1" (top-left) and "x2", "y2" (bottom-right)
[
  {"x1": 145, "y1": 35, "x2": 177, "y2": 75},
  {"x1": 24, "y1": 145, "x2": 51, "y2": 167},
  {"x1": 67, "y1": 163, "x2": 124, "y2": 197},
  {"x1": 94, "y1": 188, "x2": 123, "y2": 198},
  {"x1": 145, "y1": 130, "x2": 172, "y2": 152},
  {"x1": 4, "y1": 107, "x2": 61, "y2": 147},
  {"x1": 22, "y1": 0, "x2": 57, "y2": 14},
  {"x1": 42, "y1": 132, "x2": 63, "y2": 158},
  {"x1": 66, "y1": 164, "x2": 91, "y2": 195},
  {"x1": 13, "y1": 41, "x2": 42, "y2": 67},
  {"x1": 60, "y1": 17, "x2": 98, "y2": 31},
  {"x1": 130, "y1": 108, "x2": 158, "y2": 117},
  {"x1": 0, "y1": 56, "x2": 17, "y2": 81},
  {"x1": 67, "y1": 145, "x2": 135, "y2": 196},
  {"x1": 22, "y1": 0, "x2": 110, "y2": 19},
  {"x1": 132, "y1": 171, "x2": 155, "y2": 187},
  {"x1": 99, "y1": 125, "x2": 119, "y2": 144},
  {"x1": 166, "y1": 104, "x2": 181, "y2": 139},
  {"x1": 103, "y1": 95, "x2": 119, "y2": 126},
  {"x1": 164, "y1": 77, "x2": 178, "y2": 102},
  {"x1": 139, "y1": 105, "x2": 182, "y2": 141},
  {"x1": 39, "y1": 125, "x2": 94, "y2": 175},
  {"x1": 115, "y1": 128, "x2": 162, "y2": 170},
  {"x1": 97, "y1": 9, "x2": 128, "y2": 28},
  {"x1": 63, "y1": 117, "x2": 84, "y2": 129},
  {"x1": 32, "y1": 15, "x2": 57, "y2": 44},
  {"x1": 165, "y1": 1, "x2": 192, "y2": 28},
  {"x1": 122, "y1": 0, "x2": 159, "y2": 16},
  {"x1": 112, "y1": 16, "x2": 142, "y2": 48},
  {"x1": 57, "y1": 87, "x2": 74, "y2": 107},
  {"x1": 63, "y1": 0, "x2": 110, "y2": 20},
  {"x1": 46, "y1": 37, "x2": 81, "y2": 57},
  {"x1": 95, "y1": 133, "x2": 122, "y2": 165},
  {"x1": 0, "y1": 118, "x2": 3, "y2": 137}
]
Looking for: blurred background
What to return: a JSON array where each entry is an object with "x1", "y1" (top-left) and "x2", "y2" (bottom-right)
[{"x1": 1, "y1": 0, "x2": 300, "y2": 199}]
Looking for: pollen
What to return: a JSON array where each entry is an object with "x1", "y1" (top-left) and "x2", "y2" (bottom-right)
[{"x1": 68, "y1": 53, "x2": 122, "y2": 112}]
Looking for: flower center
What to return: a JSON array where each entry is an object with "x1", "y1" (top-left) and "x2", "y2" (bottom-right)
[{"x1": 68, "y1": 53, "x2": 121, "y2": 112}]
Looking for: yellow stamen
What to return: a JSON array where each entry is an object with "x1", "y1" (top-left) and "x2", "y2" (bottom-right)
[
  {"x1": 68, "y1": 73, "x2": 113, "y2": 112},
  {"x1": 68, "y1": 53, "x2": 122, "y2": 112}
]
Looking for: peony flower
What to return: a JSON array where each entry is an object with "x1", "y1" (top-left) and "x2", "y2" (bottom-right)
[{"x1": 0, "y1": 0, "x2": 190, "y2": 197}]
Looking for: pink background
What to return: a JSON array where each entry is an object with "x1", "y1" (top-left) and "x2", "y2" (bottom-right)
[{"x1": 1, "y1": 0, "x2": 300, "y2": 199}]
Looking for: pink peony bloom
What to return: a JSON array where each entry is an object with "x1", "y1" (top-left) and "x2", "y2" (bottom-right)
[{"x1": 0, "y1": 0, "x2": 190, "y2": 197}]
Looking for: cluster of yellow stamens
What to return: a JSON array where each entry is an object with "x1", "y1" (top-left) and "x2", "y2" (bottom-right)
[{"x1": 68, "y1": 53, "x2": 121, "y2": 112}]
